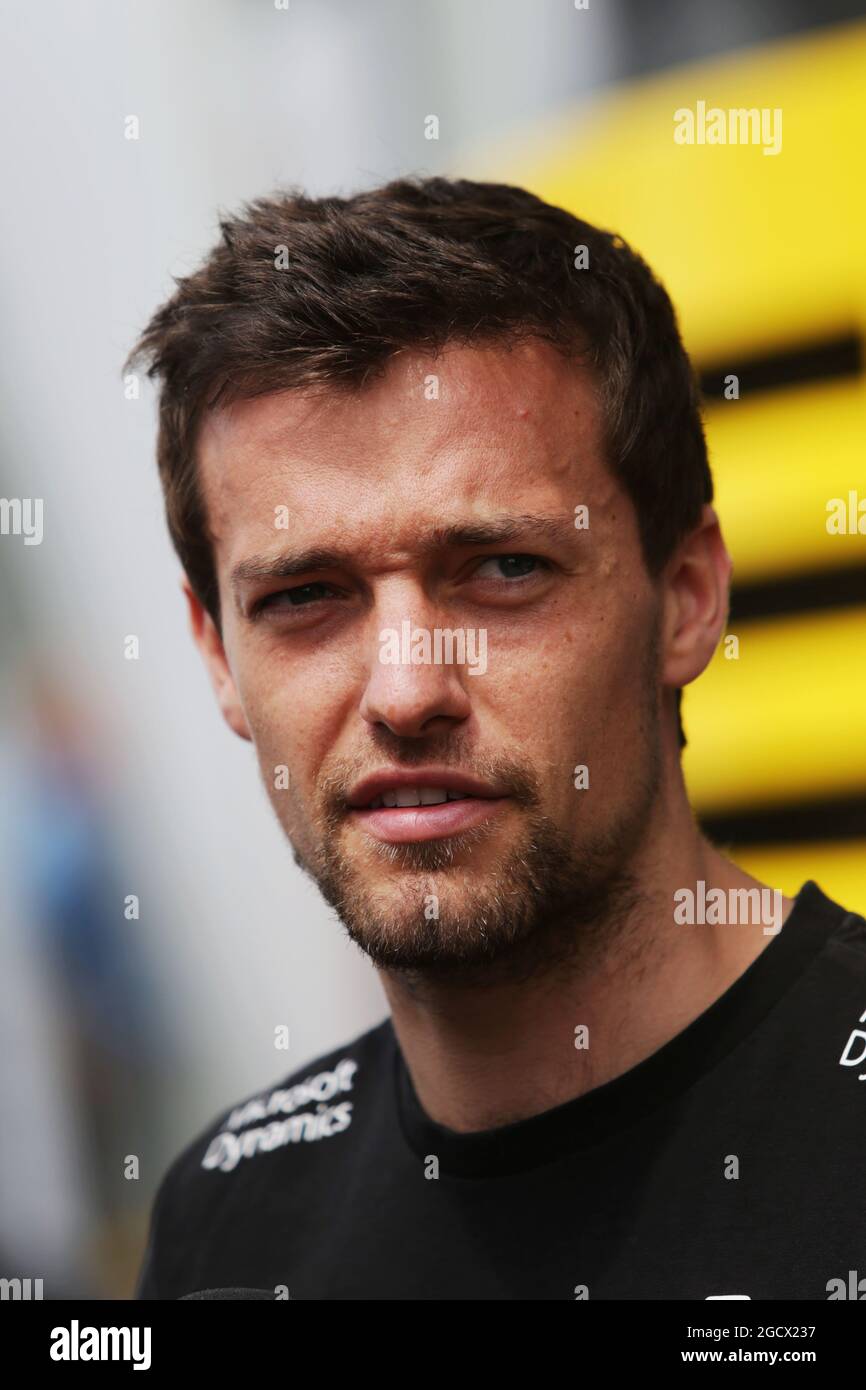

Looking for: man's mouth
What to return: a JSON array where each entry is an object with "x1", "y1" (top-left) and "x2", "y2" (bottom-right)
[
  {"x1": 365, "y1": 787, "x2": 470, "y2": 809},
  {"x1": 346, "y1": 771, "x2": 510, "y2": 845}
]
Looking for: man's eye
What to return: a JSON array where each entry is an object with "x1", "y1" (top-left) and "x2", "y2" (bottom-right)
[
  {"x1": 256, "y1": 582, "x2": 338, "y2": 613},
  {"x1": 472, "y1": 554, "x2": 545, "y2": 581}
]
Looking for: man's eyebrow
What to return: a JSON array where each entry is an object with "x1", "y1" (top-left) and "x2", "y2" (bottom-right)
[
  {"x1": 431, "y1": 514, "x2": 576, "y2": 548},
  {"x1": 230, "y1": 514, "x2": 578, "y2": 596},
  {"x1": 231, "y1": 548, "x2": 350, "y2": 594}
]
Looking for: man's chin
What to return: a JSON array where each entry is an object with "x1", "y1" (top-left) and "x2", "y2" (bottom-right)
[
  {"x1": 304, "y1": 811, "x2": 629, "y2": 980},
  {"x1": 323, "y1": 836, "x2": 522, "y2": 972},
  {"x1": 336, "y1": 886, "x2": 535, "y2": 976}
]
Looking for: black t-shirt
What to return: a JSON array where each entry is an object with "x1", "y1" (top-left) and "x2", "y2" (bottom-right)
[{"x1": 137, "y1": 880, "x2": 866, "y2": 1300}]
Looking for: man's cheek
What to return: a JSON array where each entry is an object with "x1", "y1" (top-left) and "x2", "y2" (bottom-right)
[
  {"x1": 262, "y1": 767, "x2": 317, "y2": 857},
  {"x1": 242, "y1": 688, "x2": 305, "y2": 769}
]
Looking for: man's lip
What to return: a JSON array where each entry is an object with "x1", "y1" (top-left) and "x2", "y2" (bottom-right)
[
  {"x1": 346, "y1": 768, "x2": 506, "y2": 810},
  {"x1": 349, "y1": 796, "x2": 509, "y2": 844}
]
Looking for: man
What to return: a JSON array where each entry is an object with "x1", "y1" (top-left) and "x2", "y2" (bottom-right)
[{"x1": 131, "y1": 177, "x2": 866, "y2": 1300}]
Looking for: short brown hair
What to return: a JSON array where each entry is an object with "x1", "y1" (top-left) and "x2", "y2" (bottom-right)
[{"x1": 126, "y1": 176, "x2": 712, "y2": 743}]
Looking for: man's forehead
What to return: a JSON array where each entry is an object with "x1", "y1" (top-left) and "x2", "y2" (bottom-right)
[
  {"x1": 196, "y1": 339, "x2": 608, "y2": 561},
  {"x1": 197, "y1": 339, "x2": 599, "y2": 468}
]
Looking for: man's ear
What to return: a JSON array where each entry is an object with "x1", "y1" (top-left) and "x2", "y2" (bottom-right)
[
  {"x1": 661, "y1": 504, "x2": 733, "y2": 693},
  {"x1": 182, "y1": 576, "x2": 253, "y2": 742}
]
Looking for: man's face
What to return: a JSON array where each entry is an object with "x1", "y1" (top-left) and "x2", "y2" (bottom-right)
[{"x1": 194, "y1": 339, "x2": 665, "y2": 978}]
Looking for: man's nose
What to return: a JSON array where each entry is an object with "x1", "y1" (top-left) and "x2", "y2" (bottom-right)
[{"x1": 359, "y1": 607, "x2": 473, "y2": 739}]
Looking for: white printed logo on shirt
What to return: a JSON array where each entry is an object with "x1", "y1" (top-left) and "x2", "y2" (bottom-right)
[
  {"x1": 839, "y1": 1009, "x2": 866, "y2": 1079},
  {"x1": 201, "y1": 1057, "x2": 357, "y2": 1173}
]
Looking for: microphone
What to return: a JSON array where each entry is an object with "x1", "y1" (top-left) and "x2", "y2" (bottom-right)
[{"x1": 179, "y1": 1288, "x2": 279, "y2": 1300}]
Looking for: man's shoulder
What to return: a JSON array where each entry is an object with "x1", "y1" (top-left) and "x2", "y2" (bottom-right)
[
  {"x1": 136, "y1": 1017, "x2": 393, "y2": 1298},
  {"x1": 155, "y1": 1015, "x2": 393, "y2": 1194},
  {"x1": 798, "y1": 880, "x2": 866, "y2": 962}
]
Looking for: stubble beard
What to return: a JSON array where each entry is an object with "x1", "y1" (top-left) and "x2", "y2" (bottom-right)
[{"x1": 287, "y1": 720, "x2": 663, "y2": 988}]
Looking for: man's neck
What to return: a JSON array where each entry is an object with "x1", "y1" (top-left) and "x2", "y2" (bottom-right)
[{"x1": 381, "y1": 827, "x2": 796, "y2": 1135}]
